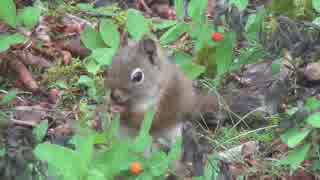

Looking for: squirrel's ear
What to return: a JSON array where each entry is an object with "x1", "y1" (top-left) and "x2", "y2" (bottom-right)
[{"x1": 138, "y1": 38, "x2": 159, "y2": 65}]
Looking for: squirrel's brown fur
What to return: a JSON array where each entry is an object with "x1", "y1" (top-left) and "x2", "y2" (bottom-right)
[{"x1": 105, "y1": 38, "x2": 218, "y2": 142}]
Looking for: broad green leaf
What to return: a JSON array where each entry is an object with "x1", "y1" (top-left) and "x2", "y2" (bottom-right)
[
  {"x1": 0, "y1": 0, "x2": 17, "y2": 28},
  {"x1": 174, "y1": 51, "x2": 205, "y2": 80},
  {"x1": 77, "y1": 75, "x2": 95, "y2": 88},
  {"x1": 305, "y1": 112, "x2": 320, "y2": 128},
  {"x1": 153, "y1": 20, "x2": 177, "y2": 30},
  {"x1": 104, "y1": 114, "x2": 120, "y2": 141},
  {"x1": 80, "y1": 26, "x2": 106, "y2": 50},
  {"x1": 133, "y1": 134, "x2": 152, "y2": 153},
  {"x1": 313, "y1": 0, "x2": 320, "y2": 12},
  {"x1": 313, "y1": 17, "x2": 320, "y2": 26},
  {"x1": 271, "y1": 60, "x2": 281, "y2": 75},
  {"x1": 126, "y1": 9, "x2": 149, "y2": 41},
  {"x1": 139, "y1": 108, "x2": 156, "y2": 137},
  {"x1": 0, "y1": 90, "x2": 17, "y2": 105},
  {"x1": 230, "y1": 0, "x2": 249, "y2": 11},
  {"x1": 214, "y1": 32, "x2": 236, "y2": 75},
  {"x1": 280, "y1": 128, "x2": 311, "y2": 148},
  {"x1": 87, "y1": 168, "x2": 105, "y2": 180},
  {"x1": 194, "y1": 23, "x2": 214, "y2": 51},
  {"x1": 91, "y1": 48, "x2": 116, "y2": 66},
  {"x1": 175, "y1": 0, "x2": 184, "y2": 20},
  {"x1": 312, "y1": 160, "x2": 320, "y2": 171},
  {"x1": 179, "y1": 62, "x2": 206, "y2": 80},
  {"x1": 188, "y1": 0, "x2": 208, "y2": 24},
  {"x1": 245, "y1": 11, "x2": 265, "y2": 41},
  {"x1": 174, "y1": 51, "x2": 192, "y2": 65},
  {"x1": 32, "y1": 120, "x2": 48, "y2": 142},
  {"x1": 85, "y1": 59, "x2": 102, "y2": 75},
  {"x1": 70, "y1": 135, "x2": 95, "y2": 165},
  {"x1": 0, "y1": 148, "x2": 5, "y2": 157},
  {"x1": 18, "y1": 6, "x2": 41, "y2": 29},
  {"x1": 132, "y1": 108, "x2": 155, "y2": 153},
  {"x1": 94, "y1": 141, "x2": 131, "y2": 177},
  {"x1": 230, "y1": 46, "x2": 265, "y2": 71},
  {"x1": 34, "y1": 143, "x2": 85, "y2": 180},
  {"x1": 280, "y1": 143, "x2": 311, "y2": 170},
  {"x1": 99, "y1": 19, "x2": 120, "y2": 49},
  {"x1": 305, "y1": 97, "x2": 320, "y2": 112},
  {"x1": 168, "y1": 137, "x2": 182, "y2": 162},
  {"x1": 0, "y1": 33, "x2": 27, "y2": 53},
  {"x1": 77, "y1": 3, "x2": 96, "y2": 12},
  {"x1": 0, "y1": 111, "x2": 9, "y2": 125},
  {"x1": 148, "y1": 151, "x2": 169, "y2": 176},
  {"x1": 160, "y1": 23, "x2": 187, "y2": 45}
]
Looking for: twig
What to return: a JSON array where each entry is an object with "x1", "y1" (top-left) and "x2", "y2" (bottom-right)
[{"x1": 10, "y1": 119, "x2": 37, "y2": 127}]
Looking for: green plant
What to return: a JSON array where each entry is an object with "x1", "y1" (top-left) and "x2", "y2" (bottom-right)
[
  {"x1": 33, "y1": 108, "x2": 182, "y2": 180},
  {"x1": 0, "y1": 0, "x2": 42, "y2": 53},
  {"x1": 279, "y1": 97, "x2": 320, "y2": 171}
]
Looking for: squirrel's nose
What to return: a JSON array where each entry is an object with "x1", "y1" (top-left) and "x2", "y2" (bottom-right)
[{"x1": 110, "y1": 89, "x2": 124, "y2": 103}]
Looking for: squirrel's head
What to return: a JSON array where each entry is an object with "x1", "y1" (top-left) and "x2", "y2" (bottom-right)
[{"x1": 105, "y1": 38, "x2": 166, "y2": 113}]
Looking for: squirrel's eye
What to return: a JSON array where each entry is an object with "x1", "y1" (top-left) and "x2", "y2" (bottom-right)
[{"x1": 130, "y1": 68, "x2": 144, "y2": 84}]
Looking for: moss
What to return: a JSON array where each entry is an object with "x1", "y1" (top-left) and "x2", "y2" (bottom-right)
[{"x1": 42, "y1": 59, "x2": 85, "y2": 87}]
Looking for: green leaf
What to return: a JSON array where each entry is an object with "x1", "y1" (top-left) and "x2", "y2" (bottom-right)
[
  {"x1": 175, "y1": 0, "x2": 184, "y2": 20},
  {"x1": 77, "y1": 75, "x2": 95, "y2": 88},
  {"x1": 99, "y1": 19, "x2": 120, "y2": 49},
  {"x1": 214, "y1": 32, "x2": 236, "y2": 76},
  {"x1": 245, "y1": 11, "x2": 265, "y2": 41},
  {"x1": 32, "y1": 120, "x2": 48, "y2": 142},
  {"x1": 34, "y1": 143, "x2": 85, "y2": 180},
  {"x1": 193, "y1": 23, "x2": 214, "y2": 51},
  {"x1": 280, "y1": 143, "x2": 311, "y2": 170},
  {"x1": 0, "y1": 33, "x2": 27, "y2": 53},
  {"x1": 0, "y1": 0, "x2": 17, "y2": 28},
  {"x1": 153, "y1": 20, "x2": 177, "y2": 30},
  {"x1": 280, "y1": 128, "x2": 311, "y2": 148},
  {"x1": 18, "y1": 6, "x2": 41, "y2": 29},
  {"x1": 94, "y1": 141, "x2": 131, "y2": 177},
  {"x1": 85, "y1": 58, "x2": 102, "y2": 75},
  {"x1": 70, "y1": 135, "x2": 95, "y2": 165},
  {"x1": 174, "y1": 51, "x2": 205, "y2": 80},
  {"x1": 133, "y1": 134, "x2": 152, "y2": 153},
  {"x1": 160, "y1": 23, "x2": 187, "y2": 45},
  {"x1": 168, "y1": 137, "x2": 182, "y2": 162},
  {"x1": 230, "y1": 0, "x2": 249, "y2": 11},
  {"x1": 271, "y1": 60, "x2": 281, "y2": 75},
  {"x1": 313, "y1": 0, "x2": 320, "y2": 12},
  {"x1": 305, "y1": 97, "x2": 320, "y2": 112},
  {"x1": 188, "y1": 0, "x2": 208, "y2": 24},
  {"x1": 312, "y1": 17, "x2": 320, "y2": 26},
  {"x1": 126, "y1": 9, "x2": 149, "y2": 41},
  {"x1": 180, "y1": 62, "x2": 206, "y2": 80},
  {"x1": 305, "y1": 112, "x2": 320, "y2": 128},
  {"x1": 87, "y1": 168, "x2": 105, "y2": 180},
  {"x1": 0, "y1": 111, "x2": 9, "y2": 125},
  {"x1": 132, "y1": 108, "x2": 156, "y2": 153},
  {"x1": 80, "y1": 26, "x2": 106, "y2": 50},
  {"x1": 0, "y1": 90, "x2": 17, "y2": 105},
  {"x1": 91, "y1": 48, "x2": 116, "y2": 66},
  {"x1": 139, "y1": 108, "x2": 156, "y2": 137},
  {"x1": 0, "y1": 148, "x2": 5, "y2": 157},
  {"x1": 148, "y1": 151, "x2": 169, "y2": 176}
]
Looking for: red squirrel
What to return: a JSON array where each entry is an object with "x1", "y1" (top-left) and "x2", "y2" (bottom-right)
[{"x1": 105, "y1": 38, "x2": 218, "y2": 145}]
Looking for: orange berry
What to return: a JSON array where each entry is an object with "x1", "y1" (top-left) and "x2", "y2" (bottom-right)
[
  {"x1": 211, "y1": 32, "x2": 224, "y2": 42},
  {"x1": 130, "y1": 162, "x2": 142, "y2": 175}
]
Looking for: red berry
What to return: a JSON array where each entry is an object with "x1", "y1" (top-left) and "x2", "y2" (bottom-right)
[
  {"x1": 211, "y1": 32, "x2": 224, "y2": 42},
  {"x1": 130, "y1": 162, "x2": 142, "y2": 175}
]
